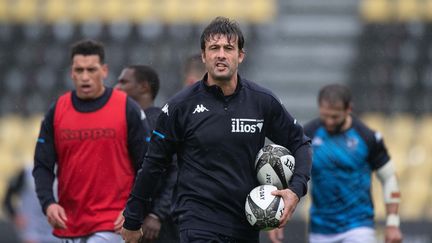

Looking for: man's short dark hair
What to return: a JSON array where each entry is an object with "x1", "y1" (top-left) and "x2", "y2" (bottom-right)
[
  {"x1": 318, "y1": 84, "x2": 352, "y2": 109},
  {"x1": 200, "y1": 16, "x2": 244, "y2": 51},
  {"x1": 128, "y1": 65, "x2": 160, "y2": 100},
  {"x1": 70, "y1": 39, "x2": 105, "y2": 63},
  {"x1": 183, "y1": 54, "x2": 205, "y2": 76}
]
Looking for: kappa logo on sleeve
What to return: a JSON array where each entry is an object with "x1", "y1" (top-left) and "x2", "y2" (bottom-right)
[
  {"x1": 140, "y1": 110, "x2": 146, "y2": 120},
  {"x1": 231, "y1": 118, "x2": 264, "y2": 133},
  {"x1": 162, "y1": 103, "x2": 169, "y2": 116},
  {"x1": 312, "y1": 137, "x2": 323, "y2": 146},
  {"x1": 374, "y1": 132, "x2": 382, "y2": 141}
]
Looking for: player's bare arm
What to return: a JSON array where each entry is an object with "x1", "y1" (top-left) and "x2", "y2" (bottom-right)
[{"x1": 377, "y1": 162, "x2": 402, "y2": 243}]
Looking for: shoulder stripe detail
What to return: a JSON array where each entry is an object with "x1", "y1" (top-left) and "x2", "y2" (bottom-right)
[{"x1": 153, "y1": 130, "x2": 165, "y2": 139}]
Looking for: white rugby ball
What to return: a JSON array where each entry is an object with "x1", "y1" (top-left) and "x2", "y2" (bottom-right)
[
  {"x1": 255, "y1": 144, "x2": 295, "y2": 189},
  {"x1": 245, "y1": 185, "x2": 284, "y2": 231}
]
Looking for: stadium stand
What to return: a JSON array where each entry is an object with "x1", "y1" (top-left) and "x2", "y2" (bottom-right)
[
  {"x1": 363, "y1": 114, "x2": 432, "y2": 221},
  {"x1": 354, "y1": 0, "x2": 432, "y2": 115},
  {"x1": 249, "y1": 0, "x2": 361, "y2": 121},
  {"x1": 0, "y1": 0, "x2": 274, "y2": 204},
  {"x1": 352, "y1": 1, "x2": 432, "y2": 225}
]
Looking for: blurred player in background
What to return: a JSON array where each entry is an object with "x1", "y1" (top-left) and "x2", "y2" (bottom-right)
[
  {"x1": 116, "y1": 65, "x2": 179, "y2": 243},
  {"x1": 267, "y1": 227, "x2": 284, "y2": 243},
  {"x1": 3, "y1": 165, "x2": 59, "y2": 243},
  {"x1": 116, "y1": 65, "x2": 161, "y2": 127},
  {"x1": 120, "y1": 16, "x2": 312, "y2": 243},
  {"x1": 302, "y1": 84, "x2": 402, "y2": 243},
  {"x1": 33, "y1": 39, "x2": 151, "y2": 242},
  {"x1": 182, "y1": 54, "x2": 206, "y2": 87}
]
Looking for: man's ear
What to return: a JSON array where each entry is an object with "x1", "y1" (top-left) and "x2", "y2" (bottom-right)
[
  {"x1": 102, "y1": 64, "x2": 108, "y2": 79},
  {"x1": 138, "y1": 81, "x2": 150, "y2": 93},
  {"x1": 201, "y1": 51, "x2": 206, "y2": 63},
  {"x1": 238, "y1": 50, "x2": 245, "y2": 64},
  {"x1": 347, "y1": 102, "x2": 353, "y2": 114}
]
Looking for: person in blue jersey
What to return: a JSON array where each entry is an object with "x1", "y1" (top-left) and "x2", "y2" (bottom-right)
[
  {"x1": 116, "y1": 65, "x2": 179, "y2": 243},
  {"x1": 303, "y1": 84, "x2": 402, "y2": 243},
  {"x1": 120, "y1": 16, "x2": 312, "y2": 243}
]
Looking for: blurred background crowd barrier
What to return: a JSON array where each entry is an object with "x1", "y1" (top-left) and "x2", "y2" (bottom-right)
[{"x1": 0, "y1": 0, "x2": 431, "y2": 242}]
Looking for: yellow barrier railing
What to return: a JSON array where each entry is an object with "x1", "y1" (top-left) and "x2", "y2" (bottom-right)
[
  {"x1": 361, "y1": 0, "x2": 432, "y2": 23},
  {"x1": 0, "y1": 0, "x2": 276, "y2": 24}
]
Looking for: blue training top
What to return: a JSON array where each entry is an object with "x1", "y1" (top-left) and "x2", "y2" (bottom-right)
[{"x1": 304, "y1": 117, "x2": 390, "y2": 234}]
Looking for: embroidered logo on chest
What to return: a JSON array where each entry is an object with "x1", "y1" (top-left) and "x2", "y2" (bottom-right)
[
  {"x1": 231, "y1": 118, "x2": 264, "y2": 133},
  {"x1": 346, "y1": 137, "x2": 359, "y2": 149},
  {"x1": 192, "y1": 104, "x2": 209, "y2": 114}
]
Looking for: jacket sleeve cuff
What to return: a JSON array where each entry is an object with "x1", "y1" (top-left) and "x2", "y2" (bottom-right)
[
  {"x1": 150, "y1": 206, "x2": 167, "y2": 221},
  {"x1": 122, "y1": 195, "x2": 152, "y2": 230},
  {"x1": 122, "y1": 218, "x2": 142, "y2": 231},
  {"x1": 288, "y1": 181, "x2": 306, "y2": 200},
  {"x1": 42, "y1": 199, "x2": 57, "y2": 215},
  {"x1": 148, "y1": 213, "x2": 160, "y2": 220}
]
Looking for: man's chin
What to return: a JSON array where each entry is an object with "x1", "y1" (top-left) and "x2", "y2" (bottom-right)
[
  {"x1": 326, "y1": 128, "x2": 343, "y2": 135},
  {"x1": 212, "y1": 74, "x2": 232, "y2": 82}
]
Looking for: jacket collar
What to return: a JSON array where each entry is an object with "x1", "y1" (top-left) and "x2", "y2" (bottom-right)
[{"x1": 200, "y1": 74, "x2": 243, "y2": 99}]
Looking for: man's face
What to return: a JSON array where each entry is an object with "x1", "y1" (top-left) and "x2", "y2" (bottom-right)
[
  {"x1": 201, "y1": 34, "x2": 244, "y2": 83},
  {"x1": 71, "y1": 55, "x2": 107, "y2": 100},
  {"x1": 115, "y1": 68, "x2": 141, "y2": 101},
  {"x1": 319, "y1": 100, "x2": 351, "y2": 134}
]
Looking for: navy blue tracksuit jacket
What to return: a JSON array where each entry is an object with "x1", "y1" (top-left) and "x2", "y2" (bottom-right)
[{"x1": 124, "y1": 75, "x2": 312, "y2": 241}]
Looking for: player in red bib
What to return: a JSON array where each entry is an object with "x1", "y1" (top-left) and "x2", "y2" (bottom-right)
[{"x1": 33, "y1": 39, "x2": 151, "y2": 242}]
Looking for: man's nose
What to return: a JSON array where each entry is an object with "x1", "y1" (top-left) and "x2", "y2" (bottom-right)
[
  {"x1": 81, "y1": 71, "x2": 90, "y2": 81},
  {"x1": 217, "y1": 48, "x2": 226, "y2": 58}
]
